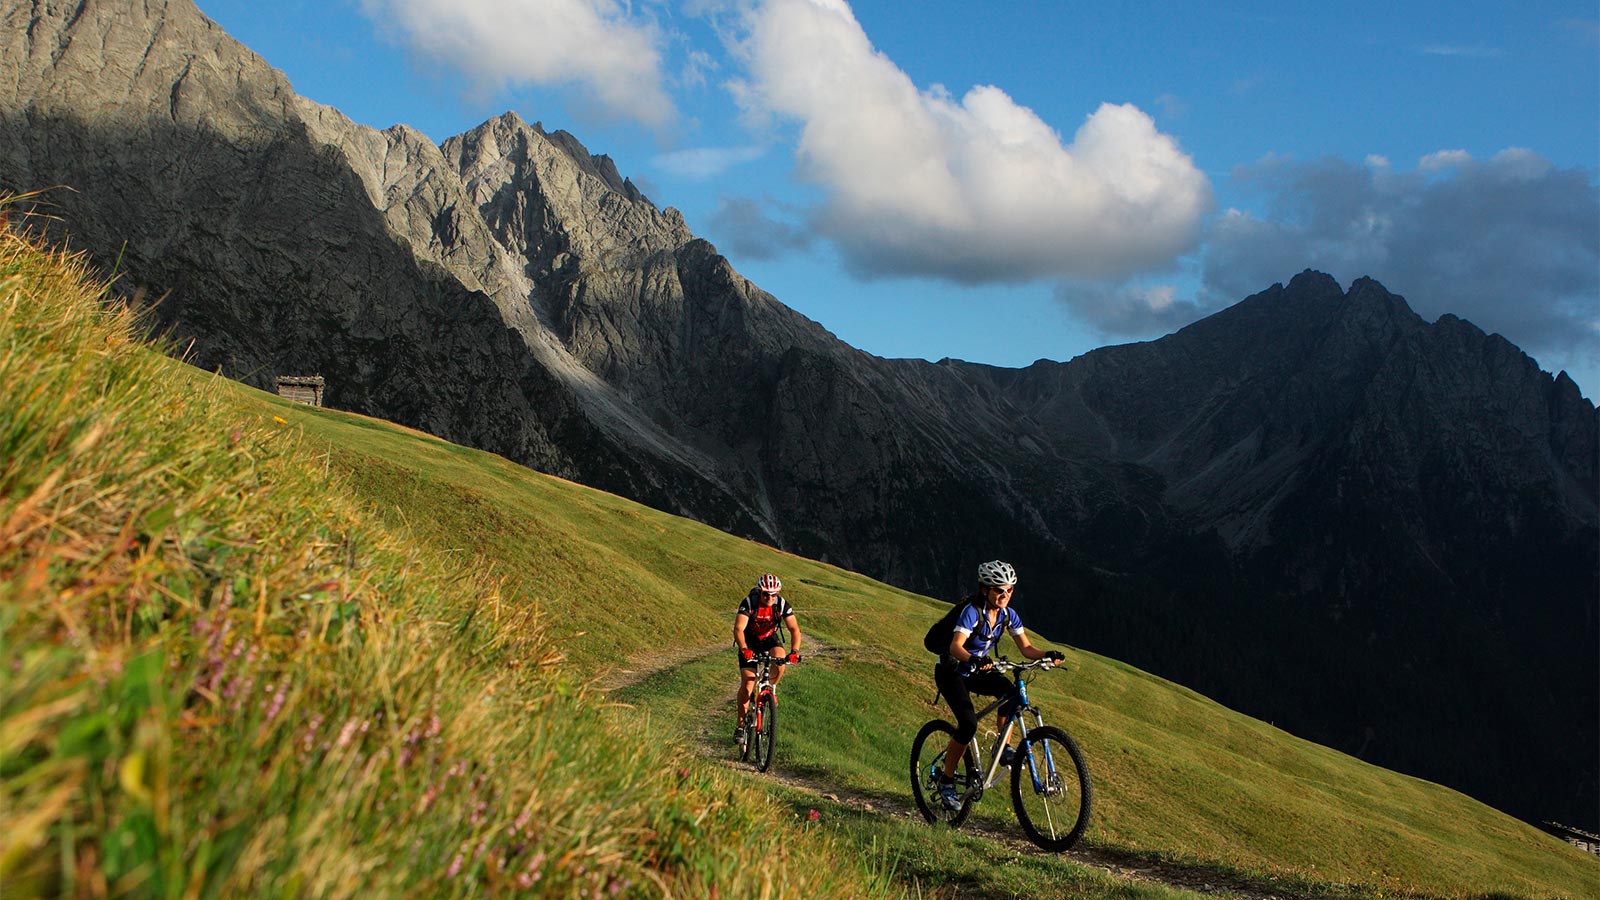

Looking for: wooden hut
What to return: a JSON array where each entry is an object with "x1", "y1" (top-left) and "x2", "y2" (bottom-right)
[
  {"x1": 275, "y1": 375, "x2": 325, "y2": 407},
  {"x1": 1540, "y1": 821, "x2": 1600, "y2": 855}
]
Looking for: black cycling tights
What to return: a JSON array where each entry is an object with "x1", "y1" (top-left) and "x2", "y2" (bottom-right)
[{"x1": 934, "y1": 661, "x2": 1012, "y2": 744}]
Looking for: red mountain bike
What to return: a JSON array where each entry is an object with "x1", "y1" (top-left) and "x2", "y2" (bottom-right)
[{"x1": 739, "y1": 653, "x2": 800, "y2": 772}]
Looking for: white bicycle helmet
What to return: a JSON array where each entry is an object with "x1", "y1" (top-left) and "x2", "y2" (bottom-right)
[{"x1": 976, "y1": 560, "x2": 1017, "y2": 587}]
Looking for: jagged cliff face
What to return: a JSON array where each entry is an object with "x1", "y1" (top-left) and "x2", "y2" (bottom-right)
[{"x1": 3, "y1": 0, "x2": 1595, "y2": 827}]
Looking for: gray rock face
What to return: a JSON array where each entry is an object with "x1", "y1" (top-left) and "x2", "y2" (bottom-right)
[{"x1": 3, "y1": 0, "x2": 1595, "y2": 828}]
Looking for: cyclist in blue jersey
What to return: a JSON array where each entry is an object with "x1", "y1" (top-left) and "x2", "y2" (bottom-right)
[
  {"x1": 733, "y1": 573, "x2": 802, "y2": 742},
  {"x1": 933, "y1": 560, "x2": 1063, "y2": 810}
]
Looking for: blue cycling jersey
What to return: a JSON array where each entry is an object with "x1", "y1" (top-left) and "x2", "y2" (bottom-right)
[{"x1": 952, "y1": 603, "x2": 1023, "y2": 662}]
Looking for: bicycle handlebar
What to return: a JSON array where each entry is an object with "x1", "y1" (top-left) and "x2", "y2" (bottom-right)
[
  {"x1": 748, "y1": 651, "x2": 802, "y2": 663},
  {"x1": 988, "y1": 657, "x2": 1058, "y2": 673}
]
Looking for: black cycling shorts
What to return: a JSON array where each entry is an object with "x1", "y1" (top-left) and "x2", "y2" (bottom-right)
[{"x1": 738, "y1": 636, "x2": 787, "y2": 670}]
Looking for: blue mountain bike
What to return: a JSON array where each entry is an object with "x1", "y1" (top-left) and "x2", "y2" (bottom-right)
[{"x1": 909, "y1": 657, "x2": 1092, "y2": 851}]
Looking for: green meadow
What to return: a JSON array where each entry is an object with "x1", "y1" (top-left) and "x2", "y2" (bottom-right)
[{"x1": 3, "y1": 215, "x2": 1594, "y2": 899}]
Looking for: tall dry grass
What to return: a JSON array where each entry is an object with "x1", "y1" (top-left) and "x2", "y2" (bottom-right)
[{"x1": 0, "y1": 207, "x2": 905, "y2": 899}]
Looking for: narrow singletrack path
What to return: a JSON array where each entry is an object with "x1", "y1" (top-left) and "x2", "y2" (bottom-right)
[
  {"x1": 741, "y1": 763, "x2": 1314, "y2": 900},
  {"x1": 593, "y1": 641, "x2": 730, "y2": 692},
  {"x1": 604, "y1": 648, "x2": 1327, "y2": 900}
]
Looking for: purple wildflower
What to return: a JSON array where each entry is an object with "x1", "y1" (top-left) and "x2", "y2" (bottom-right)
[
  {"x1": 334, "y1": 718, "x2": 361, "y2": 749},
  {"x1": 263, "y1": 684, "x2": 286, "y2": 722},
  {"x1": 301, "y1": 714, "x2": 324, "y2": 754}
]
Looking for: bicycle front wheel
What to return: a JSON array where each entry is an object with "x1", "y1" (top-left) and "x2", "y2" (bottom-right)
[
  {"x1": 909, "y1": 719, "x2": 978, "y2": 827},
  {"x1": 1010, "y1": 725, "x2": 1092, "y2": 851},
  {"x1": 755, "y1": 695, "x2": 776, "y2": 772}
]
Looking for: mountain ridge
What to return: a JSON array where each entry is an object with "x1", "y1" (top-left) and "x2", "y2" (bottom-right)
[{"x1": 2, "y1": 0, "x2": 1594, "y2": 828}]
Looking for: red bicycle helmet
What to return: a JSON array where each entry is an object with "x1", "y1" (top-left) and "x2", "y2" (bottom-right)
[{"x1": 756, "y1": 573, "x2": 781, "y2": 594}]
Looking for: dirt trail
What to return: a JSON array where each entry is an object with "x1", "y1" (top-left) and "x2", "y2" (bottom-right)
[
  {"x1": 745, "y1": 765, "x2": 1310, "y2": 900},
  {"x1": 594, "y1": 641, "x2": 730, "y2": 692},
  {"x1": 597, "y1": 639, "x2": 842, "y2": 693},
  {"x1": 601, "y1": 646, "x2": 1318, "y2": 900}
]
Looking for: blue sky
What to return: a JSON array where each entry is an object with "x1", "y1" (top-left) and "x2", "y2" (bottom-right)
[{"x1": 196, "y1": 0, "x2": 1599, "y2": 398}]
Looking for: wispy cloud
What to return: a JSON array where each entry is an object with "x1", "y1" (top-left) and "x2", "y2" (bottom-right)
[
  {"x1": 727, "y1": 0, "x2": 1213, "y2": 284},
  {"x1": 652, "y1": 144, "x2": 766, "y2": 178},
  {"x1": 1229, "y1": 72, "x2": 1268, "y2": 95},
  {"x1": 679, "y1": 49, "x2": 717, "y2": 90},
  {"x1": 1418, "y1": 43, "x2": 1505, "y2": 58},
  {"x1": 1054, "y1": 280, "x2": 1209, "y2": 336},
  {"x1": 358, "y1": 0, "x2": 676, "y2": 128},
  {"x1": 706, "y1": 195, "x2": 814, "y2": 259},
  {"x1": 1154, "y1": 93, "x2": 1188, "y2": 120},
  {"x1": 1560, "y1": 18, "x2": 1600, "y2": 45}
]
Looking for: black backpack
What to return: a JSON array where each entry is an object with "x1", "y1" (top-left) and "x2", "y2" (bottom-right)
[{"x1": 922, "y1": 602, "x2": 971, "y2": 655}]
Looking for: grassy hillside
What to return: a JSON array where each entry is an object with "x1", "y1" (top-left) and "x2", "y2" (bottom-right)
[
  {"x1": 274, "y1": 357, "x2": 1595, "y2": 899},
  {"x1": 0, "y1": 221, "x2": 909, "y2": 899},
  {"x1": 3, "y1": 216, "x2": 1594, "y2": 899}
]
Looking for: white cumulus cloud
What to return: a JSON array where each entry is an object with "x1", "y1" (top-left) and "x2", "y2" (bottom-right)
[
  {"x1": 359, "y1": 0, "x2": 676, "y2": 128},
  {"x1": 729, "y1": 0, "x2": 1213, "y2": 283}
]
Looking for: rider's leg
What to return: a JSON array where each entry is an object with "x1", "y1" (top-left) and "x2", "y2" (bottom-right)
[
  {"x1": 943, "y1": 669, "x2": 1013, "y2": 775},
  {"x1": 936, "y1": 661, "x2": 978, "y2": 778},
  {"x1": 941, "y1": 737, "x2": 970, "y2": 777},
  {"x1": 737, "y1": 668, "x2": 757, "y2": 722}
]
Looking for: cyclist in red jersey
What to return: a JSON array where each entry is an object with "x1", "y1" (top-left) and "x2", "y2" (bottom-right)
[{"x1": 733, "y1": 573, "x2": 802, "y2": 742}]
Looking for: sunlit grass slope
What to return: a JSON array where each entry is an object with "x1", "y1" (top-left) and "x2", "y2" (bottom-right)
[
  {"x1": 246, "y1": 353, "x2": 1593, "y2": 895},
  {"x1": 3, "y1": 215, "x2": 1593, "y2": 900},
  {"x1": 254, "y1": 336, "x2": 1596, "y2": 896},
  {"x1": 0, "y1": 222, "x2": 911, "y2": 899}
]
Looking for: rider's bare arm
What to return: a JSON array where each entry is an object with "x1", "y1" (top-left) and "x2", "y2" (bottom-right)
[
  {"x1": 784, "y1": 614, "x2": 802, "y2": 655},
  {"x1": 734, "y1": 612, "x2": 750, "y2": 654},
  {"x1": 1013, "y1": 631, "x2": 1066, "y2": 663},
  {"x1": 1014, "y1": 631, "x2": 1046, "y2": 660},
  {"x1": 946, "y1": 629, "x2": 967, "y2": 660}
]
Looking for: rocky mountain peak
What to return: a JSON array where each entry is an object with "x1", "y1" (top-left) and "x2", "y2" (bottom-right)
[
  {"x1": 1285, "y1": 267, "x2": 1344, "y2": 297},
  {"x1": 444, "y1": 111, "x2": 691, "y2": 283}
]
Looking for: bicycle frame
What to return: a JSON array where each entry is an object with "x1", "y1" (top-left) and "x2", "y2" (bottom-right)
[
  {"x1": 968, "y1": 664, "x2": 1061, "y2": 795},
  {"x1": 751, "y1": 657, "x2": 779, "y2": 715}
]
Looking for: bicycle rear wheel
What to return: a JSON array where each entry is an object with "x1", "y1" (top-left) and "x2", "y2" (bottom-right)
[
  {"x1": 755, "y1": 694, "x2": 776, "y2": 772},
  {"x1": 909, "y1": 719, "x2": 978, "y2": 827},
  {"x1": 1009, "y1": 725, "x2": 1092, "y2": 851}
]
